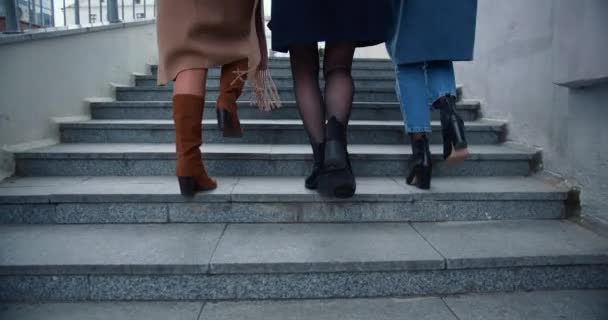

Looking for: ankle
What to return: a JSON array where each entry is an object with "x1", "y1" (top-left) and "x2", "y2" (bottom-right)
[
  {"x1": 410, "y1": 133, "x2": 426, "y2": 142},
  {"x1": 432, "y1": 94, "x2": 456, "y2": 109}
]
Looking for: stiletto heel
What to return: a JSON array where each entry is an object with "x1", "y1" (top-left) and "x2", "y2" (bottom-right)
[
  {"x1": 319, "y1": 116, "x2": 356, "y2": 198},
  {"x1": 437, "y1": 94, "x2": 468, "y2": 164},
  {"x1": 407, "y1": 134, "x2": 432, "y2": 190}
]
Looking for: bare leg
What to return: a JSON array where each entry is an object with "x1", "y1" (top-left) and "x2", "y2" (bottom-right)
[{"x1": 173, "y1": 69, "x2": 207, "y2": 97}]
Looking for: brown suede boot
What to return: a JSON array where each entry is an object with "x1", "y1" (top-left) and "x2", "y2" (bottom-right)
[
  {"x1": 216, "y1": 58, "x2": 248, "y2": 138},
  {"x1": 173, "y1": 94, "x2": 217, "y2": 196}
]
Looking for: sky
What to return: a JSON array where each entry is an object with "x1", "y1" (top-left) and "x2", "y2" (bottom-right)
[{"x1": 264, "y1": 0, "x2": 272, "y2": 17}]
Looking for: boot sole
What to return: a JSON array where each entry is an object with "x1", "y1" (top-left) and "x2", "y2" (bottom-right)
[
  {"x1": 178, "y1": 177, "x2": 217, "y2": 197},
  {"x1": 319, "y1": 168, "x2": 356, "y2": 199}
]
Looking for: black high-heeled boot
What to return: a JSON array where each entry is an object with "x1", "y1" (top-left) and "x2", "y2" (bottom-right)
[
  {"x1": 319, "y1": 116, "x2": 356, "y2": 198},
  {"x1": 406, "y1": 134, "x2": 432, "y2": 190},
  {"x1": 305, "y1": 142, "x2": 325, "y2": 190},
  {"x1": 436, "y1": 94, "x2": 468, "y2": 164}
]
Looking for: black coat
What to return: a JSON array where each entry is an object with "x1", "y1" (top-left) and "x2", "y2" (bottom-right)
[{"x1": 270, "y1": 0, "x2": 392, "y2": 53}]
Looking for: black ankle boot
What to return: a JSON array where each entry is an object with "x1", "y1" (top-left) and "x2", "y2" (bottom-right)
[
  {"x1": 305, "y1": 142, "x2": 325, "y2": 190},
  {"x1": 319, "y1": 116, "x2": 356, "y2": 198},
  {"x1": 436, "y1": 94, "x2": 468, "y2": 163},
  {"x1": 406, "y1": 134, "x2": 432, "y2": 190}
]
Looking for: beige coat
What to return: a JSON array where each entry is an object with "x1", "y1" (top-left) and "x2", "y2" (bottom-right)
[
  {"x1": 156, "y1": 0, "x2": 264, "y2": 86},
  {"x1": 157, "y1": 0, "x2": 279, "y2": 110}
]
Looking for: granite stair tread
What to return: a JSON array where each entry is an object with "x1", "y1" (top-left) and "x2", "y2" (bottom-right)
[
  {"x1": 0, "y1": 175, "x2": 569, "y2": 202},
  {"x1": 13, "y1": 143, "x2": 539, "y2": 177},
  {"x1": 89, "y1": 100, "x2": 480, "y2": 121},
  {"x1": 147, "y1": 59, "x2": 395, "y2": 72},
  {"x1": 59, "y1": 118, "x2": 501, "y2": 131},
  {"x1": 15, "y1": 143, "x2": 533, "y2": 160},
  {"x1": 1, "y1": 220, "x2": 606, "y2": 275},
  {"x1": 58, "y1": 117, "x2": 501, "y2": 145},
  {"x1": 88, "y1": 99, "x2": 481, "y2": 110},
  {"x1": 117, "y1": 84, "x2": 397, "y2": 92},
  {"x1": 0, "y1": 175, "x2": 571, "y2": 224},
  {"x1": 1, "y1": 290, "x2": 607, "y2": 320},
  {"x1": 89, "y1": 99, "x2": 481, "y2": 122},
  {"x1": 115, "y1": 84, "x2": 463, "y2": 94},
  {"x1": 135, "y1": 72, "x2": 399, "y2": 81},
  {"x1": 200, "y1": 290, "x2": 608, "y2": 320},
  {"x1": 111, "y1": 85, "x2": 463, "y2": 103}
]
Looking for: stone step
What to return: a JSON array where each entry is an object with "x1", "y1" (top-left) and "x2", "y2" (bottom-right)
[
  {"x1": 90, "y1": 100, "x2": 481, "y2": 121},
  {"x1": 147, "y1": 59, "x2": 395, "y2": 75},
  {"x1": 59, "y1": 119, "x2": 504, "y2": 145},
  {"x1": 0, "y1": 175, "x2": 569, "y2": 224},
  {"x1": 1, "y1": 220, "x2": 606, "y2": 301},
  {"x1": 135, "y1": 73, "x2": 397, "y2": 88},
  {"x1": 145, "y1": 67, "x2": 398, "y2": 78},
  {"x1": 116, "y1": 85, "x2": 395, "y2": 102},
  {"x1": 2, "y1": 290, "x2": 607, "y2": 319},
  {"x1": 199, "y1": 290, "x2": 608, "y2": 320},
  {"x1": 14, "y1": 143, "x2": 539, "y2": 177},
  {"x1": 113, "y1": 85, "x2": 464, "y2": 103}
]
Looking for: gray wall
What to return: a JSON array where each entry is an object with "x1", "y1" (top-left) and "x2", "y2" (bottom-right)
[
  {"x1": 0, "y1": 21, "x2": 158, "y2": 179},
  {"x1": 552, "y1": 0, "x2": 608, "y2": 87},
  {"x1": 455, "y1": 0, "x2": 608, "y2": 222}
]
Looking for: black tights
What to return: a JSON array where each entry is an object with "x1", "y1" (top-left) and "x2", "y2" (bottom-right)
[{"x1": 289, "y1": 42, "x2": 355, "y2": 145}]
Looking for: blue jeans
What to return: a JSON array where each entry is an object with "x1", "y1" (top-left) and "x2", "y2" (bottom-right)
[{"x1": 395, "y1": 61, "x2": 457, "y2": 133}]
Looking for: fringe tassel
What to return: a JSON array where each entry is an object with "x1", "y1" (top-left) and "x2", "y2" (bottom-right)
[
  {"x1": 231, "y1": 67, "x2": 282, "y2": 112},
  {"x1": 250, "y1": 69, "x2": 282, "y2": 112}
]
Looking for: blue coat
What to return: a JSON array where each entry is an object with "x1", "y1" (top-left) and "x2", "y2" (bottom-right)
[{"x1": 387, "y1": 0, "x2": 478, "y2": 65}]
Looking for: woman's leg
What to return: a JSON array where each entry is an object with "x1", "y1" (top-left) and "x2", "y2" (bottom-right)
[
  {"x1": 174, "y1": 69, "x2": 207, "y2": 96},
  {"x1": 395, "y1": 63, "x2": 433, "y2": 135},
  {"x1": 395, "y1": 62, "x2": 433, "y2": 189},
  {"x1": 289, "y1": 44, "x2": 326, "y2": 189},
  {"x1": 290, "y1": 44, "x2": 325, "y2": 145},
  {"x1": 426, "y1": 61, "x2": 457, "y2": 103},
  {"x1": 172, "y1": 69, "x2": 217, "y2": 196},
  {"x1": 427, "y1": 61, "x2": 468, "y2": 164},
  {"x1": 318, "y1": 42, "x2": 357, "y2": 198},
  {"x1": 323, "y1": 42, "x2": 355, "y2": 124},
  {"x1": 216, "y1": 59, "x2": 248, "y2": 138}
]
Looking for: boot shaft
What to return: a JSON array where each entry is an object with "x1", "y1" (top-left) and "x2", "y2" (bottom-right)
[{"x1": 173, "y1": 94, "x2": 205, "y2": 176}]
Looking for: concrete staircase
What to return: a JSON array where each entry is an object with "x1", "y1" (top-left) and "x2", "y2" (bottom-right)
[{"x1": 1, "y1": 58, "x2": 607, "y2": 317}]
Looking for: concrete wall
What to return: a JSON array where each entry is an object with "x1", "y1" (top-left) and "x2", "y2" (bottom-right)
[
  {"x1": 0, "y1": 20, "x2": 158, "y2": 179},
  {"x1": 552, "y1": 0, "x2": 608, "y2": 87},
  {"x1": 355, "y1": 44, "x2": 390, "y2": 59},
  {"x1": 454, "y1": 0, "x2": 608, "y2": 223}
]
